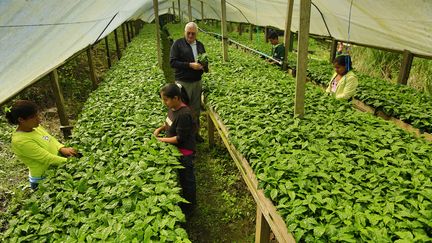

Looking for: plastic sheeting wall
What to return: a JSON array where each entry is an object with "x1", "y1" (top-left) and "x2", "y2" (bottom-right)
[{"x1": 1, "y1": 0, "x2": 432, "y2": 104}]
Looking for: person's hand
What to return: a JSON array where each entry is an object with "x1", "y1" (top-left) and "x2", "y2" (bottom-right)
[
  {"x1": 59, "y1": 147, "x2": 78, "y2": 157},
  {"x1": 153, "y1": 128, "x2": 161, "y2": 137},
  {"x1": 189, "y1": 62, "x2": 203, "y2": 70}
]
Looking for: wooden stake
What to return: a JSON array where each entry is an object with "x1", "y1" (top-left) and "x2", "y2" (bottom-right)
[
  {"x1": 49, "y1": 69, "x2": 71, "y2": 139},
  {"x1": 264, "y1": 26, "x2": 268, "y2": 43},
  {"x1": 397, "y1": 49, "x2": 414, "y2": 85},
  {"x1": 207, "y1": 113, "x2": 215, "y2": 148},
  {"x1": 104, "y1": 36, "x2": 111, "y2": 68},
  {"x1": 330, "y1": 38, "x2": 338, "y2": 62},
  {"x1": 114, "y1": 29, "x2": 121, "y2": 59},
  {"x1": 294, "y1": 0, "x2": 312, "y2": 118},
  {"x1": 172, "y1": 1, "x2": 175, "y2": 20},
  {"x1": 239, "y1": 23, "x2": 243, "y2": 35},
  {"x1": 283, "y1": 0, "x2": 294, "y2": 70},
  {"x1": 86, "y1": 47, "x2": 98, "y2": 90},
  {"x1": 249, "y1": 24, "x2": 253, "y2": 40},
  {"x1": 153, "y1": 0, "x2": 162, "y2": 68},
  {"x1": 201, "y1": 1, "x2": 204, "y2": 20},
  {"x1": 126, "y1": 22, "x2": 131, "y2": 42},
  {"x1": 178, "y1": 0, "x2": 182, "y2": 23},
  {"x1": 188, "y1": 0, "x2": 192, "y2": 21},
  {"x1": 134, "y1": 20, "x2": 139, "y2": 35},
  {"x1": 289, "y1": 32, "x2": 294, "y2": 52},
  {"x1": 130, "y1": 22, "x2": 135, "y2": 38},
  {"x1": 255, "y1": 207, "x2": 271, "y2": 243},
  {"x1": 122, "y1": 23, "x2": 127, "y2": 48},
  {"x1": 221, "y1": 0, "x2": 228, "y2": 62}
]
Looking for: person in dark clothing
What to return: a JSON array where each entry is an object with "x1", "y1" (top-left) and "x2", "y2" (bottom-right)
[
  {"x1": 268, "y1": 31, "x2": 285, "y2": 62},
  {"x1": 153, "y1": 83, "x2": 197, "y2": 216},
  {"x1": 170, "y1": 22, "x2": 208, "y2": 143}
]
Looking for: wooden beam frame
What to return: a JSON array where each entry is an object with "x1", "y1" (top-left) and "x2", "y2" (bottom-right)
[
  {"x1": 206, "y1": 106, "x2": 295, "y2": 243},
  {"x1": 294, "y1": 0, "x2": 312, "y2": 118}
]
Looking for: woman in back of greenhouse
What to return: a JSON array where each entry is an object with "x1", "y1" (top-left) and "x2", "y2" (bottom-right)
[
  {"x1": 326, "y1": 55, "x2": 358, "y2": 100},
  {"x1": 5, "y1": 100, "x2": 78, "y2": 189},
  {"x1": 153, "y1": 83, "x2": 197, "y2": 217}
]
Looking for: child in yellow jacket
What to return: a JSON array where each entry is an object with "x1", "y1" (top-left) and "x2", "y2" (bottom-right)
[{"x1": 5, "y1": 100, "x2": 78, "y2": 189}]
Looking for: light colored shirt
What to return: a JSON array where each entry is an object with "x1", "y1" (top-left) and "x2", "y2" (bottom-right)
[
  {"x1": 11, "y1": 126, "x2": 67, "y2": 177},
  {"x1": 326, "y1": 71, "x2": 358, "y2": 100},
  {"x1": 190, "y1": 41, "x2": 198, "y2": 62},
  {"x1": 331, "y1": 78, "x2": 338, "y2": 92}
]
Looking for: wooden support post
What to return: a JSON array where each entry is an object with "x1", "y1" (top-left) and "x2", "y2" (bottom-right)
[
  {"x1": 255, "y1": 207, "x2": 271, "y2": 243},
  {"x1": 130, "y1": 22, "x2": 135, "y2": 38},
  {"x1": 172, "y1": 1, "x2": 176, "y2": 20},
  {"x1": 104, "y1": 36, "x2": 111, "y2": 68},
  {"x1": 330, "y1": 38, "x2": 338, "y2": 62},
  {"x1": 114, "y1": 29, "x2": 121, "y2": 59},
  {"x1": 397, "y1": 49, "x2": 414, "y2": 85},
  {"x1": 49, "y1": 69, "x2": 71, "y2": 139},
  {"x1": 264, "y1": 26, "x2": 268, "y2": 43},
  {"x1": 283, "y1": 0, "x2": 294, "y2": 70},
  {"x1": 153, "y1": 0, "x2": 162, "y2": 69},
  {"x1": 86, "y1": 47, "x2": 98, "y2": 90},
  {"x1": 249, "y1": 24, "x2": 253, "y2": 40},
  {"x1": 289, "y1": 32, "x2": 294, "y2": 52},
  {"x1": 201, "y1": 1, "x2": 204, "y2": 20},
  {"x1": 126, "y1": 22, "x2": 131, "y2": 42},
  {"x1": 122, "y1": 24, "x2": 127, "y2": 48},
  {"x1": 207, "y1": 113, "x2": 215, "y2": 148},
  {"x1": 178, "y1": 0, "x2": 182, "y2": 23},
  {"x1": 239, "y1": 23, "x2": 243, "y2": 35},
  {"x1": 294, "y1": 0, "x2": 312, "y2": 118},
  {"x1": 221, "y1": 0, "x2": 228, "y2": 62},
  {"x1": 188, "y1": 0, "x2": 192, "y2": 21},
  {"x1": 134, "y1": 20, "x2": 139, "y2": 35}
]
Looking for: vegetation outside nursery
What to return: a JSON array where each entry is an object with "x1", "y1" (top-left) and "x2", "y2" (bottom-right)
[{"x1": 1, "y1": 1, "x2": 432, "y2": 242}]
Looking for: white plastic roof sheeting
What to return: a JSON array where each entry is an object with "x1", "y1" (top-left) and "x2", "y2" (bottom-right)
[
  {"x1": 143, "y1": 0, "x2": 432, "y2": 58},
  {"x1": 0, "y1": 0, "x2": 148, "y2": 104},
  {"x1": 1, "y1": 0, "x2": 432, "y2": 104}
]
